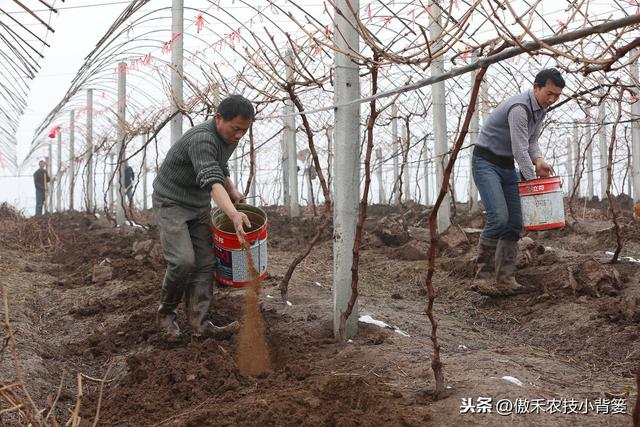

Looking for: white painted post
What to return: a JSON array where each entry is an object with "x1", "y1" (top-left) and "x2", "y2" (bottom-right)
[
  {"x1": 68, "y1": 111, "x2": 75, "y2": 210},
  {"x1": 86, "y1": 89, "x2": 94, "y2": 212},
  {"x1": 116, "y1": 61, "x2": 127, "y2": 226},
  {"x1": 233, "y1": 154, "x2": 239, "y2": 191},
  {"x1": 170, "y1": 0, "x2": 184, "y2": 145},
  {"x1": 599, "y1": 102, "x2": 607, "y2": 200},
  {"x1": 573, "y1": 121, "x2": 581, "y2": 197},
  {"x1": 392, "y1": 105, "x2": 400, "y2": 204},
  {"x1": 430, "y1": 0, "x2": 450, "y2": 231},
  {"x1": 586, "y1": 110, "x2": 594, "y2": 200},
  {"x1": 280, "y1": 133, "x2": 290, "y2": 207},
  {"x1": 142, "y1": 133, "x2": 148, "y2": 210},
  {"x1": 566, "y1": 136, "x2": 573, "y2": 195},
  {"x1": 333, "y1": 0, "x2": 360, "y2": 339},
  {"x1": 285, "y1": 50, "x2": 300, "y2": 217},
  {"x1": 469, "y1": 64, "x2": 480, "y2": 212},
  {"x1": 376, "y1": 148, "x2": 386, "y2": 204},
  {"x1": 251, "y1": 155, "x2": 257, "y2": 203},
  {"x1": 403, "y1": 122, "x2": 411, "y2": 201},
  {"x1": 326, "y1": 126, "x2": 334, "y2": 197},
  {"x1": 631, "y1": 51, "x2": 640, "y2": 203},
  {"x1": 109, "y1": 153, "x2": 115, "y2": 211},
  {"x1": 425, "y1": 152, "x2": 430, "y2": 206},
  {"x1": 56, "y1": 130, "x2": 62, "y2": 212},
  {"x1": 48, "y1": 141, "x2": 53, "y2": 213}
]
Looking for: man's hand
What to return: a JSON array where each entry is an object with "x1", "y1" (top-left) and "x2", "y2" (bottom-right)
[
  {"x1": 230, "y1": 210, "x2": 251, "y2": 242},
  {"x1": 228, "y1": 189, "x2": 245, "y2": 204},
  {"x1": 534, "y1": 158, "x2": 552, "y2": 178}
]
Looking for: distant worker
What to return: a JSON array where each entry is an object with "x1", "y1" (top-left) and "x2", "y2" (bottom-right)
[
  {"x1": 471, "y1": 68, "x2": 564, "y2": 296},
  {"x1": 33, "y1": 160, "x2": 50, "y2": 216},
  {"x1": 124, "y1": 165, "x2": 135, "y2": 206},
  {"x1": 152, "y1": 95, "x2": 253, "y2": 339}
]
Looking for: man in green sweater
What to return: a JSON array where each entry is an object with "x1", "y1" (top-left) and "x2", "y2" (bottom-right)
[{"x1": 153, "y1": 95, "x2": 253, "y2": 339}]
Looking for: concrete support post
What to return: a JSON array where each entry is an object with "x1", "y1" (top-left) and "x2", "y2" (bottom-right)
[
  {"x1": 116, "y1": 61, "x2": 127, "y2": 226},
  {"x1": 86, "y1": 89, "x2": 94, "y2": 212},
  {"x1": 599, "y1": 102, "x2": 608, "y2": 200},
  {"x1": 170, "y1": 0, "x2": 184, "y2": 145},
  {"x1": 109, "y1": 153, "x2": 114, "y2": 211},
  {"x1": 142, "y1": 133, "x2": 148, "y2": 210},
  {"x1": 285, "y1": 50, "x2": 300, "y2": 216},
  {"x1": 566, "y1": 136, "x2": 573, "y2": 195},
  {"x1": 586, "y1": 110, "x2": 594, "y2": 200},
  {"x1": 56, "y1": 131, "x2": 62, "y2": 212},
  {"x1": 333, "y1": 0, "x2": 360, "y2": 339},
  {"x1": 430, "y1": 0, "x2": 450, "y2": 231},
  {"x1": 69, "y1": 110, "x2": 75, "y2": 210},
  {"x1": 469, "y1": 65, "x2": 480, "y2": 212},
  {"x1": 376, "y1": 148, "x2": 386, "y2": 204},
  {"x1": 281, "y1": 133, "x2": 290, "y2": 207},
  {"x1": 403, "y1": 122, "x2": 410, "y2": 201},
  {"x1": 392, "y1": 105, "x2": 399, "y2": 204},
  {"x1": 573, "y1": 121, "x2": 581, "y2": 197},
  {"x1": 631, "y1": 51, "x2": 640, "y2": 202},
  {"x1": 46, "y1": 141, "x2": 52, "y2": 213}
]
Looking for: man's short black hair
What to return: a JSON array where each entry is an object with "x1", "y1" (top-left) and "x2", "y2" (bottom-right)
[
  {"x1": 534, "y1": 68, "x2": 565, "y2": 89},
  {"x1": 217, "y1": 95, "x2": 255, "y2": 121}
]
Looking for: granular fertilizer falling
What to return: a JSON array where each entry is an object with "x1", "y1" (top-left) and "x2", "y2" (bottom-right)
[{"x1": 237, "y1": 242, "x2": 272, "y2": 375}]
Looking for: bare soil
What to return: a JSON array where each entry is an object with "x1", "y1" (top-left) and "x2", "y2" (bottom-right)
[{"x1": 0, "y1": 201, "x2": 638, "y2": 426}]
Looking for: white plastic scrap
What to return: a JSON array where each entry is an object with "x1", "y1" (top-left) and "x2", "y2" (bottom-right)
[
  {"x1": 358, "y1": 315, "x2": 411, "y2": 337},
  {"x1": 458, "y1": 344, "x2": 468, "y2": 351},
  {"x1": 605, "y1": 251, "x2": 640, "y2": 264},
  {"x1": 286, "y1": 301, "x2": 293, "y2": 306},
  {"x1": 123, "y1": 220, "x2": 143, "y2": 228},
  {"x1": 266, "y1": 294, "x2": 274, "y2": 299},
  {"x1": 501, "y1": 376, "x2": 524, "y2": 387}
]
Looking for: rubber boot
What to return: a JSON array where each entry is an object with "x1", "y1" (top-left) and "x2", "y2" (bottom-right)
[
  {"x1": 471, "y1": 237, "x2": 501, "y2": 296},
  {"x1": 157, "y1": 274, "x2": 184, "y2": 339},
  {"x1": 187, "y1": 278, "x2": 239, "y2": 340},
  {"x1": 494, "y1": 239, "x2": 525, "y2": 295}
]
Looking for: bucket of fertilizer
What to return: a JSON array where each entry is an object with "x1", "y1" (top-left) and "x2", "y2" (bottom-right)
[
  {"x1": 211, "y1": 204, "x2": 268, "y2": 286},
  {"x1": 519, "y1": 176, "x2": 565, "y2": 231}
]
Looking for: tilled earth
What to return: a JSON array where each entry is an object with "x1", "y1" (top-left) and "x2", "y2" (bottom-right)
[{"x1": 0, "y1": 201, "x2": 638, "y2": 426}]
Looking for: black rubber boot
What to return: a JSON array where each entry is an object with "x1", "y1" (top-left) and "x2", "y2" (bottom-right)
[
  {"x1": 494, "y1": 239, "x2": 525, "y2": 295},
  {"x1": 471, "y1": 237, "x2": 501, "y2": 295},
  {"x1": 157, "y1": 274, "x2": 184, "y2": 339},
  {"x1": 188, "y1": 278, "x2": 239, "y2": 339}
]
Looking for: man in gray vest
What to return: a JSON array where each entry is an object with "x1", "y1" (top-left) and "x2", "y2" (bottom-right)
[
  {"x1": 471, "y1": 68, "x2": 564, "y2": 296},
  {"x1": 153, "y1": 95, "x2": 253, "y2": 339}
]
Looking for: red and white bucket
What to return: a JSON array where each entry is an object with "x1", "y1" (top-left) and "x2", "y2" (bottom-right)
[
  {"x1": 519, "y1": 176, "x2": 565, "y2": 231},
  {"x1": 211, "y1": 204, "x2": 268, "y2": 287}
]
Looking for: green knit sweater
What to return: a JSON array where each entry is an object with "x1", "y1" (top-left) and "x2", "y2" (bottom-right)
[{"x1": 153, "y1": 119, "x2": 236, "y2": 207}]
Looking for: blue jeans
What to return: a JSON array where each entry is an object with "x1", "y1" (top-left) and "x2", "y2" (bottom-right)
[
  {"x1": 472, "y1": 155, "x2": 522, "y2": 241},
  {"x1": 35, "y1": 188, "x2": 45, "y2": 216}
]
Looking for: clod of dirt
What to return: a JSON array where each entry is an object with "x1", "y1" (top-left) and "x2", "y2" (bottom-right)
[
  {"x1": 569, "y1": 259, "x2": 622, "y2": 297},
  {"x1": 519, "y1": 236, "x2": 535, "y2": 249},
  {"x1": 407, "y1": 226, "x2": 429, "y2": 242},
  {"x1": 440, "y1": 226, "x2": 470, "y2": 250},
  {"x1": 92, "y1": 262, "x2": 113, "y2": 283},
  {"x1": 390, "y1": 241, "x2": 428, "y2": 261},
  {"x1": 600, "y1": 296, "x2": 640, "y2": 323},
  {"x1": 374, "y1": 215, "x2": 410, "y2": 246}
]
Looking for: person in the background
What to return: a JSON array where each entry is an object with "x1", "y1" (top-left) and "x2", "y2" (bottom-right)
[
  {"x1": 471, "y1": 68, "x2": 564, "y2": 297},
  {"x1": 152, "y1": 95, "x2": 253, "y2": 339},
  {"x1": 33, "y1": 160, "x2": 50, "y2": 216},
  {"x1": 124, "y1": 165, "x2": 135, "y2": 207}
]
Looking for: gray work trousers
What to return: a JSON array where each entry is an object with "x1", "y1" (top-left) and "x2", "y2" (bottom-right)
[{"x1": 152, "y1": 193, "x2": 215, "y2": 330}]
